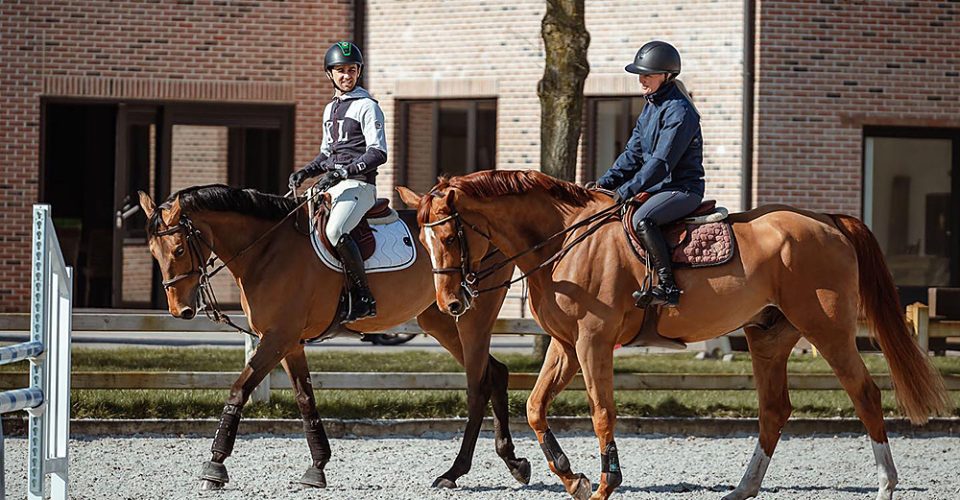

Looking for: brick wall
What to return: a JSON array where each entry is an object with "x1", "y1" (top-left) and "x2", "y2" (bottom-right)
[
  {"x1": 366, "y1": 0, "x2": 744, "y2": 316},
  {"x1": 0, "y1": 0, "x2": 351, "y2": 311},
  {"x1": 754, "y1": 0, "x2": 960, "y2": 214},
  {"x1": 367, "y1": 0, "x2": 744, "y2": 203}
]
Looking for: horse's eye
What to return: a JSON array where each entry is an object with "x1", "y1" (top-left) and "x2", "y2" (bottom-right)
[
  {"x1": 174, "y1": 246, "x2": 185, "y2": 257},
  {"x1": 444, "y1": 236, "x2": 456, "y2": 245}
]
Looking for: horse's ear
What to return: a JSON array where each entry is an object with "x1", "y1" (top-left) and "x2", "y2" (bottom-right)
[
  {"x1": 162, "y1": 196, "x2": 182, "y2": 227},
  {"x1": 395, "y1": 186, "x2": 423, "y2": 208},
  {"x1": 138, "y1": 191, "x2": 156, "y2": 219}
]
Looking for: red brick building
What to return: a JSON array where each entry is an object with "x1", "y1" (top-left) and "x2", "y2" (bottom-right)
[
  {"x1": 1, "y1": 0, "x2": 957, "y2": 312},
  {"x1": 753, "y1": 0, "x2": 960, "y2": 303},
  {"x1": 1, "y1": 0, "x2": 354, "y2": 311}
]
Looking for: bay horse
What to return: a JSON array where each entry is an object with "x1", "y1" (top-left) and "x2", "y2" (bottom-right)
[
  {"x1": 137, "y1": 185, "x2": 531, "y2": 491},
  {"x1": 398, "y1": 169, "x2": 950, "y2": 500}
]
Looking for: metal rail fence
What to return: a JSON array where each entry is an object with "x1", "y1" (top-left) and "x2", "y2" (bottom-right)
[{"x1": 0, "y1": 205, "x2": 72, "y2": 500}]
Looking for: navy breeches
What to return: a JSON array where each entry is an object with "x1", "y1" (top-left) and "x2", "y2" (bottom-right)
[{"x1": 631, "y1": 190, "x2": 703, "y2": 227}]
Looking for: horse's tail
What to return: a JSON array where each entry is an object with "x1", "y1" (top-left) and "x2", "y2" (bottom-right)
[{"x1": 829, "y1": 214, "x2": 951, "y2": 424}]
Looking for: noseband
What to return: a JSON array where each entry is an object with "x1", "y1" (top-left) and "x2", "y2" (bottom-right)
[
  {"x1": 153, "y1": 215, "x2": 215, "y2": 290},
  {"x1": 423, "y1": 212, "x2": 492, "y2": 299},
  {"x1": 152, "y1": 215, "x2": 250, "y2": 333}
]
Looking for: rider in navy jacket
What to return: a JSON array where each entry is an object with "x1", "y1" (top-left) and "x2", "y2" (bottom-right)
[
  {"x1": 597, "y1": 41, "x2": 705, "y2": 308},
  {"x1": 598, "y1": 82, "x2": 704, "y2": 201}
]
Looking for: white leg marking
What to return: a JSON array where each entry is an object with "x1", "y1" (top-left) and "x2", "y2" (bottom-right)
[
  {"x1": 723, "y1": 442, "x2": 771, "y2": 500},
  {"x1": 871, "y1": 440, "x2": 898, "y2": 500}
]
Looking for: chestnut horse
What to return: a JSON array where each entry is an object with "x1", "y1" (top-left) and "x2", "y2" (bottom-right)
[
  {"x1": 398, "y1": 169, "x2": 950, "y2": 500},
  {"x1": 137, "y1": 185, "x2": 530, "y2": 490}
]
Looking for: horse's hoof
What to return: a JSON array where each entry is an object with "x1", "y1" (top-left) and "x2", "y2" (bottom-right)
[
  {"x1": 299, "y1": 466, "x2": 327, "y2": 488},
  {"x1": 570, "y1": 473, "x2": 592, "y2": 500},
  {"x1": 199, "y1": 479, "x2": 225, "y2": 491},
  {"x1": 721, "y1": 489, "x2": 756, "y2": 500},
  {"x1": 199, "y1": 461, "x2": 229, "y2": 486},
  {"x1": 510, "y1": 458, "x2": 531, "y2": 485},
  {"x1": 431, "y1": 477, "x2": 458, "y2": 489}
]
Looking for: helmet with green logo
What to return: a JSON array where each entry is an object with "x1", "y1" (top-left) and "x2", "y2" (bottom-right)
[{"x1": 324, "y1": 42, "x2": 364, "y2": 71}]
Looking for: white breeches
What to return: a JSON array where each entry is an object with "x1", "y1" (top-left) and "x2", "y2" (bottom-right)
[{"x1": 325, "y1": 179, "x2": 377, "y2": 245}]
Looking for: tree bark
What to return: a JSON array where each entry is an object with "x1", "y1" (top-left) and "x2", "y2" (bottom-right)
[
  {"x1": 533, "y1": 0, "x2": 589, "y2": 362},
  {"x1": 538, "y1": 0, "x2": 590, "y2": 183}
]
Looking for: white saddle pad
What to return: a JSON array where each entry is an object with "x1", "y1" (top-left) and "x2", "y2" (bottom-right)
[{"x1": 311, "y1": 216, "x2": 418, "y2": 274}]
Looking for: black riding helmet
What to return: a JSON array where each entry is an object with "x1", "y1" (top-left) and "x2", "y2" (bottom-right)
[
  {"x1": 325, "y1": 42, "x2": 364, "y2": 71},
  {"x1": 625, "y1": 41, "x2": 681, "y2": 77},
  {"x1": 325, "y1": 42, "x2": 364, "y2": 92}
]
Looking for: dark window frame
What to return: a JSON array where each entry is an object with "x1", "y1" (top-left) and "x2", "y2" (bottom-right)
[
  {"x1": 582, "y1": 95, "x2": 645, "y2": 183},
  {"x1": 861, "y1": 125, "x2": 960, "y2": 299},
  {"x1": 39, "y1": 97, "x2": 296, "y2": 309},
  {"x1": 397, "y1": 98, "x2": 498, "y2": 189}
]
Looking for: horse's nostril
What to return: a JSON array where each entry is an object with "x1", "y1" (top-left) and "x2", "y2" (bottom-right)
[
  {"x1": 448, "y1": 301, "x2": 462, "y2": 315},
  {"x1": 180, "y1": 307, "x2": 195, "y2": 320}
]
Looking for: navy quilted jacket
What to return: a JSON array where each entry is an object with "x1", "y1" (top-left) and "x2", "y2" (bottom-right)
[{"x1": 597, "y1": 81, "x2": 705, "y2": 199}]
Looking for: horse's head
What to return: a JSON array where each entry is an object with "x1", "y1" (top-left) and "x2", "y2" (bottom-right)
[
  {"x1": 139, "y1": 191, "x2": 211, "y2": 320},
  {"x1": 398, "y1": 185, "x2": 492, "y2": 317}
]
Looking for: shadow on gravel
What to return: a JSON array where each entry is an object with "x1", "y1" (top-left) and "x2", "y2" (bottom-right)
[
  {"x1": 635, "y1": 483, "x2": 732, "y2": 494},
  {"x1": 765, "y1": 484, "x2": 928, "y2": 494},
  {"x1": 461, "y1": 482, "x2": 568, "y2": 494},
  {"x1": 463, "y1": 482, "x2": 732, "y2": 496}
]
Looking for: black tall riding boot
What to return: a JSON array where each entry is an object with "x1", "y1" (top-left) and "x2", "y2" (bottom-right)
[
  {"x1": 632, "y1": 218, "x2": 682, "y2": 307},
  {"x1": 335, "y1": 234, "x2": 377, "y2": 322}
]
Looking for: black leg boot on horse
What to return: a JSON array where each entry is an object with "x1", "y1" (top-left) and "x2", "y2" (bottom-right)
[
  {"x1": 336, "y1": 234, "x2": 377, "y2": 322},
  {"x1": 632, "y1": 218, "x2": 682, "y2": 308}
]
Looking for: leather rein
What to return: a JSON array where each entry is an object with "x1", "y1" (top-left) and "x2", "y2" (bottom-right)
[{"x1": 424, "y1": 197, "x2": 624, "y2": 298}]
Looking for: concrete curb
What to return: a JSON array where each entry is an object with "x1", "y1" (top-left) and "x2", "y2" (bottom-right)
[{"x1": 3, "y1": 416, "x2": 959, "y2": 437}]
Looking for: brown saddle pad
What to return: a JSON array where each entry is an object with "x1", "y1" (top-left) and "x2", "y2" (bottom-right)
[
  {"x1": 622, "y1": 194, "x2": 736, "y2": 268},
  {"x1": 313, "y1": 197, "x2": 393, "y2": 261}
]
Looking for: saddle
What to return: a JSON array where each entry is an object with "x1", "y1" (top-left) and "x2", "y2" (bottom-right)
[
  {"x1": 622, "y1": 194, "x2": 736, "y2": 268},
  {"x1": 313, "y1": 197, "x2": 395, "y2": 261},
  {"x1": 612, "y1": 192, "x2": 737, "y2": 350}
]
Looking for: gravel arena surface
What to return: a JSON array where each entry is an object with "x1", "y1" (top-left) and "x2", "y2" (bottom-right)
[{"x1": 4, "y1": 433, "x2": 959, "y2": 499}]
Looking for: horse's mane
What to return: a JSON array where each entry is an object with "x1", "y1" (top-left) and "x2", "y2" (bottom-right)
[
  {"x1": 147, "y1": 184, "x2": 298, "y2": 235},
  {"x1": 418, "y1": 170, "x2": 593, "y2": 224}
]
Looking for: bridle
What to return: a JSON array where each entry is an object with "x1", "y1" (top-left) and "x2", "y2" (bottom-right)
[
  {"x1": 151, "y1": 188, "x2": 318, "y2": 335},
  {"x1": 423, "y1": 211, "x2": 494, "y2": 300},
  {"x1": 152, "y1": 215, "x2": 252, "y2": 333},
  {"x1": 422, "y1": 194, "x2": 624, "y2": 305}
]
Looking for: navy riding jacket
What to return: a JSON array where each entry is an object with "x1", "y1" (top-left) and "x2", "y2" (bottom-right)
[{"x1": 597, "y1": 81, "x2": 705, "y2": 199}]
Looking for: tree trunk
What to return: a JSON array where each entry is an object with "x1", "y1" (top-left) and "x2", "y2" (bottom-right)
[
  {"x1": 538, "y1": 0, "x2": 590, "y2": 183},
  {"x1": 533, "y1": 0, "x2": 589, "y2": 362}
]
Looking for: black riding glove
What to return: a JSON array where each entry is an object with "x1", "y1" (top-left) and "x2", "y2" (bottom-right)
[
  {"x1": 319, "y1": 169, "x2": 345, "y2": 187},
  {"x1": 289, "y1": 168, "x2": 311, "y2": 188}
]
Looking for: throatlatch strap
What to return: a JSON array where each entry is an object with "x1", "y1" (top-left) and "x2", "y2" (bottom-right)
[{"x1": 211, "y1": 404, "x2": 242, "y2": 457}]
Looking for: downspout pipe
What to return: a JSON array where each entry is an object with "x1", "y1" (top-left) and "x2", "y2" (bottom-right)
[
  {"x1": 741, "y1": 0, "x2": 756, "y2": 211},
  {"x1": 354, "y1": 0, "x2": 366, "y2": 88}
]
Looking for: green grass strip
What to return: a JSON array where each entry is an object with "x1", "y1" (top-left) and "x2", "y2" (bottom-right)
[
  {"x1": 71, "y1": 388, "x2": 960, "y2": 419},
  {"x1": 3, "y1": 347, "x2": 958, "y2": 374}
]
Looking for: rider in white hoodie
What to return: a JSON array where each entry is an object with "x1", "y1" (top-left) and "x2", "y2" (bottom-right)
[{"x1": 289, "y1": 42, "x2": 386, "y2": 322}]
